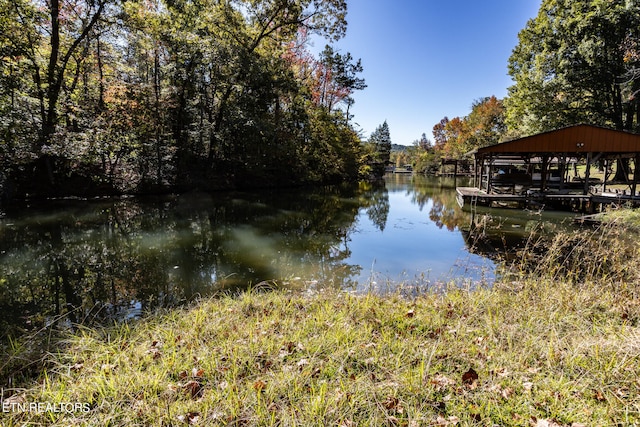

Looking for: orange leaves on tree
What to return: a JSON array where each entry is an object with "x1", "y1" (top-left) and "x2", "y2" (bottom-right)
[
  {"x1": 432, "y1": 96, "x2": 505, "y2": 158},
  {"x1": 282, "y1": 29, "x2": 362, "y2": 111}
]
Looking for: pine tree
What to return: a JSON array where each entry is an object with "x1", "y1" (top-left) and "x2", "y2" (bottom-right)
[{"x1": 368, "y1": 121, "x2": 392, "y2": 178}]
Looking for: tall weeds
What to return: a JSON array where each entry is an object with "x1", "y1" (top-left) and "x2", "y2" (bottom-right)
[{"x1": 511, "y1": 218, "x2": 640, "y2": 286}]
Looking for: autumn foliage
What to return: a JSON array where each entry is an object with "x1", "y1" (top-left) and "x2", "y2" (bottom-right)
[{"x1": 432, "y1": 96, "x2": 506, "y2": 159}]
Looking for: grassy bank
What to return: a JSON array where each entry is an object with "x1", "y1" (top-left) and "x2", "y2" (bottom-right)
[
  {"x1": 2, "y1": 223, "x2": 640, "y2": 426},
  {"x1": 597, "y1": 207, "x2": 640, "y2": 230}
]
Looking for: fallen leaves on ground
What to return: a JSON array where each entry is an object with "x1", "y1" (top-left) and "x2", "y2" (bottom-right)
[
  {"x1": 461, "y1": 368, "x2": 478, "y2": 386},
  {"x1": 177, "y1": 411, "x2": 200, "y2": 425}
]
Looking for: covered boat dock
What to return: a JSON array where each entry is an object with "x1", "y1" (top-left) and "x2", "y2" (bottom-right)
[{"x1": 457, "y1": 124, "x2": 640, "y2": 212}]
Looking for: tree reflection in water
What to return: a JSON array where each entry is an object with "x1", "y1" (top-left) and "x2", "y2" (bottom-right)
[
  {"x1": 0, "y1": 176, "x2": 574, "y2": 345},
  {"x1": 394, "y1": 175, "x2": 471, "y2": 231},
  {"x1": 0, "y1": 184, "x2": 392, "y2": 340},
  {"x1": 382, "y1": 174, "x2": 576, "y2": 281}
]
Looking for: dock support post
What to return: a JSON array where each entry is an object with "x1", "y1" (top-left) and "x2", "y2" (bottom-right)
[
  {"x1": 603, "y1": 158, "x2": 609, "y2": 194},
  {"x1": 584, "y1": 153, "x2": 592, "y2": 195},
  {"x1": 486, "y1": 156, "x2": 493, "y2": 193},
  {"x1": 559, "y1": 155, "x2": 566, "y2": 191},
  {"x1": 480, "y1": 157, "x2": 489, "y2": 193},
  {"x1": 633, "y1": 154, "x2": 640, "y2": 199},
  {"x1": 473, "y1": 157, "x2": 478, "y2": 187},
  {"x1": 541, "y1": 155, "x2": 549, "y2": 192}
]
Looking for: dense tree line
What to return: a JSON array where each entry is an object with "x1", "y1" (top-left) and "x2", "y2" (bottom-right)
[
  {"x1": 0, "y1": 0, "x2": 368, "y2": 199},
  {"x1": 432, "y1": 96, "x2": 506, "y2": 159},
  {"x1": 404, "y1": 97, "x2": 505, "y2": 174}
]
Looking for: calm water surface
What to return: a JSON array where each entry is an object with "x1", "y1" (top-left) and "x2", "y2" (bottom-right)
[
  {"x1": 0, "y1": 175, "x2": 579, "y2": 336},
  {"x1": 344, "y1": 175, "x2": 493, "y2": 288}
]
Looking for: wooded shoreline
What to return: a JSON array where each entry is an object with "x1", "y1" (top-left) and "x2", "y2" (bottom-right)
[{"x1": 1, "y1": 0, "x2": 392, "y2": 205}]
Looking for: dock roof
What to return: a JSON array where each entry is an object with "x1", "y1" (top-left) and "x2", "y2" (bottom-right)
[{"x1": 476, "y1": 124, "x2": 640, "y2": 157}]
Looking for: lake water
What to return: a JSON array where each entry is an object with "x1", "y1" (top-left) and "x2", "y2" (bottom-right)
[{"x1": 0, "y1": 175, "x2": 579, "y2": 337}]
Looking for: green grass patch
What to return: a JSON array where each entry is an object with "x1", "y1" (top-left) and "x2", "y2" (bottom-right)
[
  {"x1": 3, "y1": 281, "x2": 639, "y2": 426},
  {"x1": 598, "y1": 207, "x2": 640, "y2": 230}
]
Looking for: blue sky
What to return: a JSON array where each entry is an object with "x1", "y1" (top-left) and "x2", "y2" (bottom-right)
[{"x1": 319, "y1": 0, "x2": 542, "y2": 145}]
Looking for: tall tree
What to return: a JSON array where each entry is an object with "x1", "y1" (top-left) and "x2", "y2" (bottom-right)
[
  {"x1": 1, "y1": 0, "x2": 108, "y2": 185},
  {"x1": 465, "y1": 96, "x2": 506, "y2": 147},
  {"x1": 431, "y1": 116, "x2": 466, "y2": 158},
  {"x1": 417, "y1": 133, "x2": 432, "y2": 151},
  {"x1": 196, "y1": 0, "x2": 350, "y2": 164},
  {"x1": 506, "y1": 0, "x2": 640, "y2": 136},
  {"x1": 316, "y1": 45, "x2": 366, "y2": 112},
  {"x1": 367, "y1": 120, "x2": 391, "y2": 178}
]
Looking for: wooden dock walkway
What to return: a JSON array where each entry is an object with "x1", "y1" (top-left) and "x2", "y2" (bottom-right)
[
  {"x1": 456, "y1": 187, "x2": 533, "y2": 209},
  {"x1": 456, "y1": 187, "x2": 638, "y2": 212}
]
